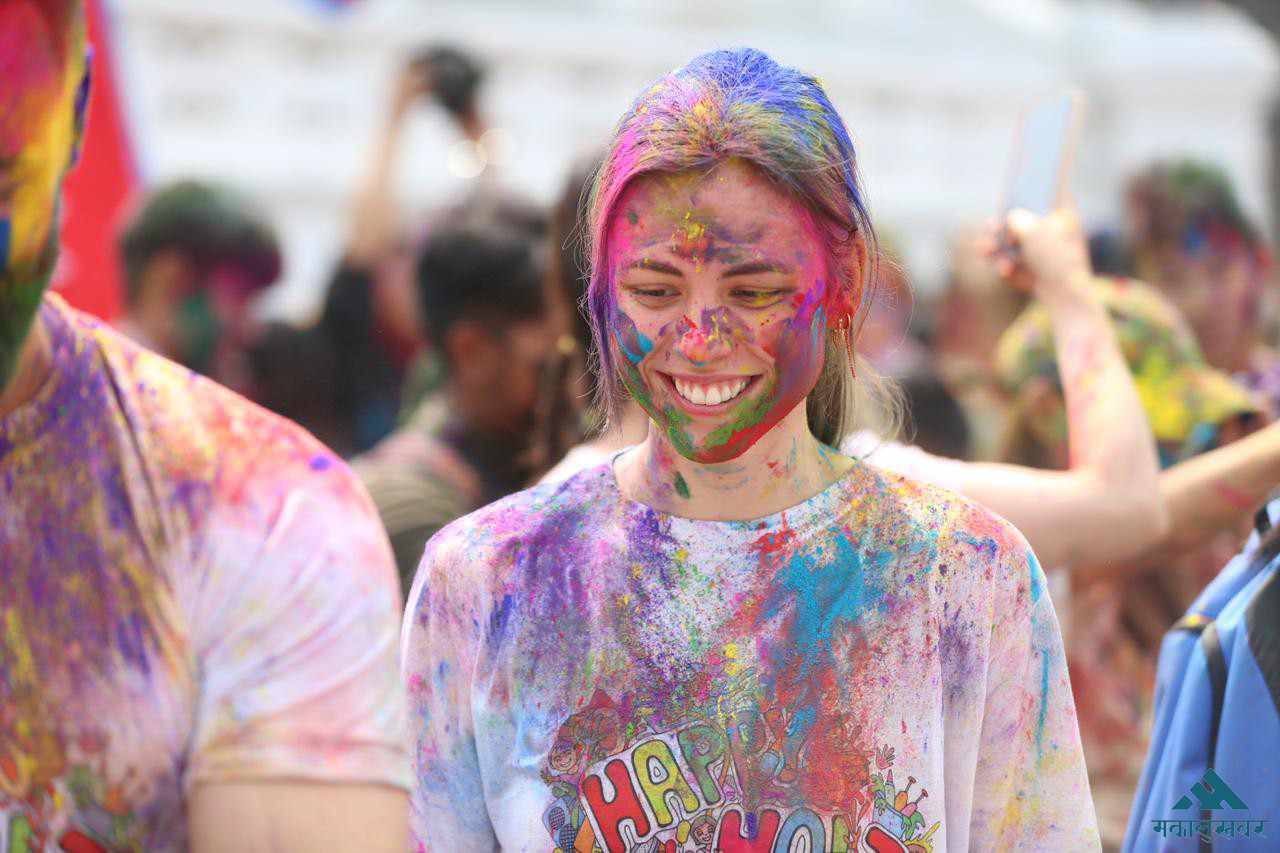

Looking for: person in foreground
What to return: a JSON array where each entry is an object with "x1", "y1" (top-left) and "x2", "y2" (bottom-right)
[
  {"x1": 1, "y1": 3, "x2": 408, "y2": 849},
  {"x1": 403, "y1": 48, "x2": 1098, "y2": 851}
]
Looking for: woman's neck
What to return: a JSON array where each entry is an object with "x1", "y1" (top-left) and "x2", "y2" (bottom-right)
[{"x1": 614, "y1": 404, "x2": 854, "y2": 520}]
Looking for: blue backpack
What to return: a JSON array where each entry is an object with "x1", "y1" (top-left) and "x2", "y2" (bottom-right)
[{"x1": 1125, "y1": 501, "x2": 1280, "y2": 852}]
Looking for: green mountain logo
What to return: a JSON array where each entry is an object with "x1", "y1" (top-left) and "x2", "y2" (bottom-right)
[{"x1": 1173, "y1": 768, "x2": 1249, "y2": 811}]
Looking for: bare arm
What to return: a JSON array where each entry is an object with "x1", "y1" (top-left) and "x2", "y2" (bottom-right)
[
  {"x1": 949, "y1": 210, "x2": 1167, "y2": 568},
  {"x1": 1157, "y1": 419, "x2": 1280, "y2": 548},
  {"x1": 345, "y1": 64, "x2": 427, "y2": 268},
  {"x1": 190, "y1": 782, "x2": 407, "y2": 853}
]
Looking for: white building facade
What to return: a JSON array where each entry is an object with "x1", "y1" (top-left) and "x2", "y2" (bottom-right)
[{"x1": 110, "y1": 0, "x2": 1280, "y2": 319}]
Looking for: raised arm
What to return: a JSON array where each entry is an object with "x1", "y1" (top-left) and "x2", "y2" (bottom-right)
[
  {"x1": 344, "y1": 62, "x2": 428, "y2": 268},
  {"x1": 947, "y1": 209, "x2": 1168, "y2": 569}
]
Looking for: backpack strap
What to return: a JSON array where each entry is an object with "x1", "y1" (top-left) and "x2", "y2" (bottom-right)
[
  {"x1": 1256, "y1": 504, "x2": 1274, "y2": 537},
  {"x1": 1173, "y1": 612, "x2": 1227, "y2": 853},
  {"x1": 1244, "y1": 568, "x2": 1280, "y2": 716}
]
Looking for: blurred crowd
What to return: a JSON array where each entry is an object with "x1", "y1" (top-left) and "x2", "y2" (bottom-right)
[{"x1": 98, "y1": 44, "x2": 1280, "y2": 846}]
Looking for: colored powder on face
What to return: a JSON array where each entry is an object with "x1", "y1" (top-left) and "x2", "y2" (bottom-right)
[
  {"x1": 675, "y1": 308, "x2": 749, "y2": 366},
  {"x1": 612, "y1": 307, "x2": 655, "y2": 366},
  {"x1": 584, "y1": 49, "x2": 877, "y2": 425}
]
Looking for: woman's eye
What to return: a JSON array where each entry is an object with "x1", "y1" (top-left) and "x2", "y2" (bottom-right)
[
  {"x1": 733, "y1": 289, "x2": 789, "y2": 307},
  {"x1": 626, "y1": 285, "x2": 678, "y2": 300}
]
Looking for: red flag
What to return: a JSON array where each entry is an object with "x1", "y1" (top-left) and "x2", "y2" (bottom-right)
[{"x1": 52, "y1": 0, "x2": 139, "y2": 322}]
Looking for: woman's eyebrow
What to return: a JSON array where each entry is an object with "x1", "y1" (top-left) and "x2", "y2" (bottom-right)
[
  {"x1": 627, "y1": 258, "x2": 683, "y2": 275},
  {"x1": 722, "y1": 260, "x2": 793, "y2": 278}
]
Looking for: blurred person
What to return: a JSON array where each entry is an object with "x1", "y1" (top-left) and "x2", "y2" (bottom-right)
[
  {"x1": 116, "y1": 179, "x2": 281, "y2": 394},
  {"x1": 996, "y1": 274, "x2": 1266, "y2": 843},
  {"x1": 929, "y1": 224, "x2": 1032, "y2": 461},
  {"x1": 898, "y1": 367, "x2": 971, "y2": 460},
  {"x1": 1127, "y1": 160, "x2": 1280, "y2": 414},
  {"x1": 404, "y1": 48, "x2": 1097, "y2": 850},
  {"x1": 325, "y1": 47, "x2": 541, "y2": 451},
  {"x1": 0, "y1": 3, "x2": 409, "y2": 849},
  {"x1": 997, "y1": 276, "x2": 1264, "y2": 471},
  {"x1": 354, "y1": 224, "x2": 551, "y2": 588},
  {"x1": 245, "y1": 320, "x2": 348, "y2": 455}
]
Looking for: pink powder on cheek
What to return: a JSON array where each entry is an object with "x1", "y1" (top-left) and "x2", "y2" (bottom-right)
[{"x1": 0, "y1": 10, "x2": 66, "y2": 158}]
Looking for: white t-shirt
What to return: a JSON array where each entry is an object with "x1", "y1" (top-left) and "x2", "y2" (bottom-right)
[
  {"x1": 1, "y1": 297, "x2": 408, "y2": 851},
  {"x1": 404, "y1": 460, "x2": 1099, "y2": 851}
]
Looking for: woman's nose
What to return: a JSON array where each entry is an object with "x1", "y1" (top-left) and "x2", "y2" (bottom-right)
[{"x1": 675, "y1": 308, "x2": 735, "y2": 365}]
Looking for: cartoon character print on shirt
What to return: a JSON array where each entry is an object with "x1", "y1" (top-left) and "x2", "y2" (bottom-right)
[
  {"x1": 0, "y1": 720, "x2": 163, "y2": 853},
  {"x1": 539, "y1": 684, "x2": 940, "y2": 853}
]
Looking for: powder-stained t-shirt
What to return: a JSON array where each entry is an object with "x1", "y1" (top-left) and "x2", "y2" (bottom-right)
[
  {"x1": 1, "y1": 296, "x2": 409, "y2": 852},
  {"x1": 403, "y1": 459, "x2": 1100, "y2": 852}
]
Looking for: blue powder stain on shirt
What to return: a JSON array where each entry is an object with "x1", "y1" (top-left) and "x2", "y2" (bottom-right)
[
  {"x1": 0, "y1": 218, "x2": 10, "y2": 268},
  {"x1": 762, "y1": 534, "x2": 884, "y2": 680},
  {"x1": 1036, "y1": 648, "x2": 1050, "y2": 759},
  {"x1": 309, "y1": 454, "x2": 332, "y2": 471},
  {"x1": 1028, "y1": 552, "x2": 1045, "y2": 605},
  {"x1": 488, "y1": 593, "x2": 515, "y2": 644}
]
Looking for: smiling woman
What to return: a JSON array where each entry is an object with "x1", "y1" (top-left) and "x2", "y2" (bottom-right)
[{"x1": 403, "y1": 48, "x2": 1100, "y2": 852}]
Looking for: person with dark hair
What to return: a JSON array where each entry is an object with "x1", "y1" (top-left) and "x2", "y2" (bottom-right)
[
  {"x1": 1126, "y1": 160, "x2": 1280, "y2": 415},
  {"x1": 898, "y1": 367, "x2": 971, "y2": 460},
  {"x1": 115, "y1": 179, "x2": 281, "y2": 393},
  {"x1": 403, "y1": 48, "x2": 1096, "y2": 850},
  {"x1": 246, "y1": 320, "x2": 347, "y2": 454},
  {"x1": 354, "y1": 225, "x2": 551, "y2": 587},
  {"x1": 323, "y1": 44, "x2": 523, "y2": 452},
  {"x1": 1, "y1": 3, "x2": 408, "y2": 849}
]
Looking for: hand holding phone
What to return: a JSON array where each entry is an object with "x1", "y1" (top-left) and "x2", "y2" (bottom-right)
[{"x1": 1002, "y1": 91, "x2": 1085, "y2": 217}]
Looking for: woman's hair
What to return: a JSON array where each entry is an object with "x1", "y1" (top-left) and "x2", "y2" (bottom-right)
[{"x1": 584, "y1": 47, "x2": 900, "y2": 447}]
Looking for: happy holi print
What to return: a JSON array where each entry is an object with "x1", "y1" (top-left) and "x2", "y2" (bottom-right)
[
  {"x1": 607, "y1": 165, "x2": 852, "y2": 479},
  {"x1": 540, "y1": 688, "x2": 938, "y2": 853}
]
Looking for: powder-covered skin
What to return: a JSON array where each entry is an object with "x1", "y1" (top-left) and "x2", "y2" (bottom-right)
[
  {"x1": 0, "y1": 1, "x2": 86, "y2": 385},
  {"x1": 1, "y1": 296, "x2": 409, "y2": 851},
  {"x1": 403, "y1": 460, "x2": 1099, "y2": 851},
  {"x1": 605, "y1": 166, "x2": 837, "y2": 467}
]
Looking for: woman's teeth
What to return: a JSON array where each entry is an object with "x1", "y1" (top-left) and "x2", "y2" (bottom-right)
[{"x1": 673, "y1": 376, "x2": 749, "y2": 407}]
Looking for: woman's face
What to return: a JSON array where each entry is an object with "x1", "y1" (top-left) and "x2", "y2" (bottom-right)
[{"x1": 605, "y1": 159, "x2": 844, "y2": 464}]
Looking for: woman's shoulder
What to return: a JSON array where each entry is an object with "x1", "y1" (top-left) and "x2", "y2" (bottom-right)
[
  {"x1": 846, "y1": 462, "x2": 1034, "y2": 575},
  {"x1": 421, "y1": 462, "x2": 619, "y2": 574}
]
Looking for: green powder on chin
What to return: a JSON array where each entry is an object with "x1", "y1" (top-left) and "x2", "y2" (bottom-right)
[{"x1": 704, "y1": 379, "x2": 777, "y2": 450}]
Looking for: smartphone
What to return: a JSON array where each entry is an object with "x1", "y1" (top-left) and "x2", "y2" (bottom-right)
[{"x1": 1000, "y1": 90, "x2": 1085, "y2": 217}]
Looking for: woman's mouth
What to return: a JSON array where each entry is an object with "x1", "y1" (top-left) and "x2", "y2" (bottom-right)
[{"x1": 662, "y1": 372, "x2": 759, "y2": 412}]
